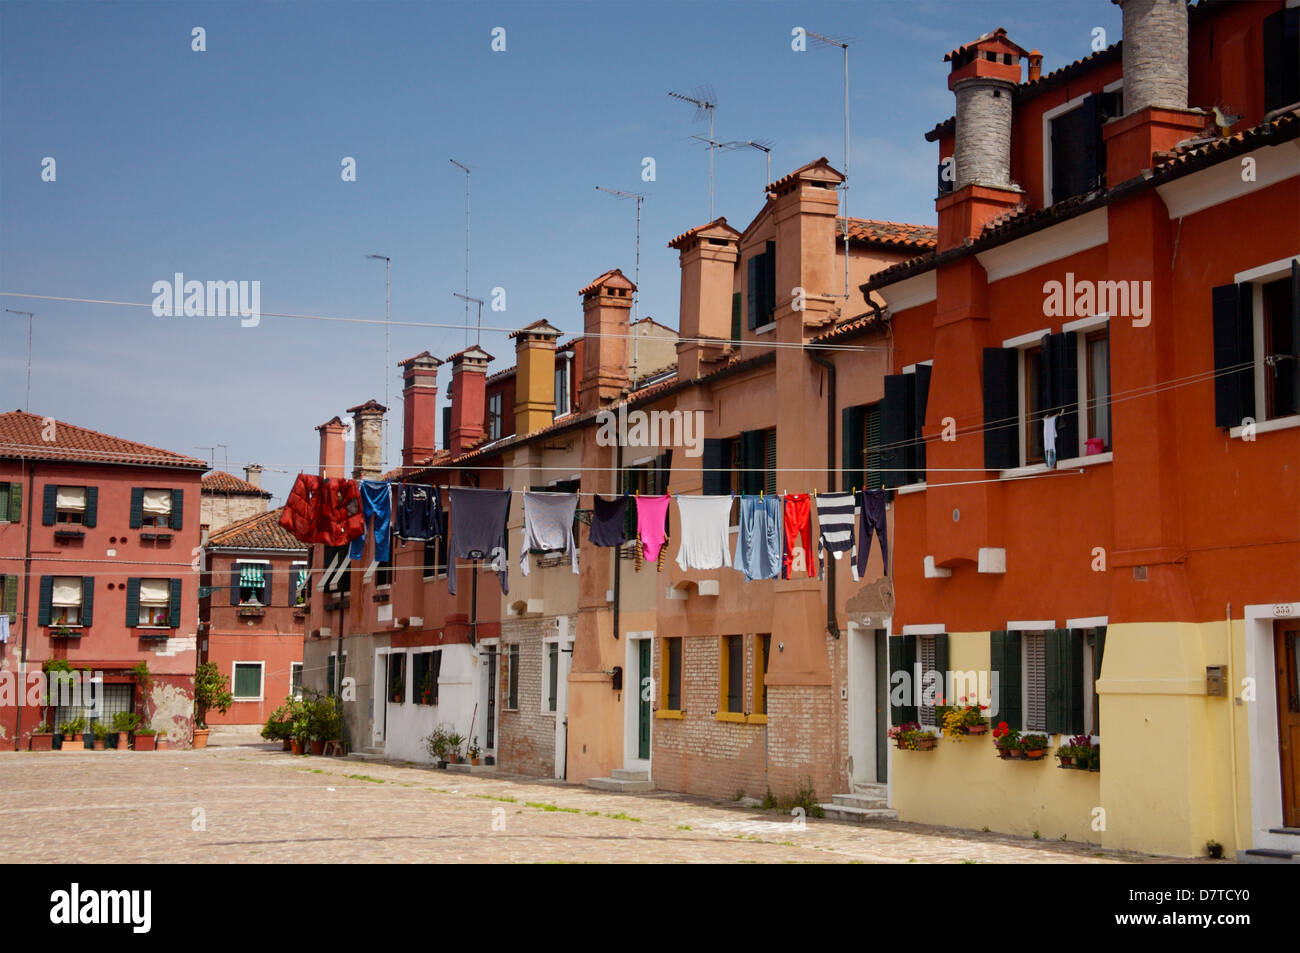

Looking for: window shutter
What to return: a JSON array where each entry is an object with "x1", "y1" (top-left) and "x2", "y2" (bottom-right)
[
  {"x1": 701, "y1": 438, "x2": 727, "y2": 496},
  {"x1": 327, "y1": 656, "x2": 336, "y2": 696},
  {"x1": 1066, "y1": 629, "x2": 1085, "y2": 735},
  {"x1": 842, "y1": 405, "x2": 866, "y2": 492},
  {"x1": 263, "y1": 565, "x2": 275, "y2": 606},
  {"x1": 933, "y1": 632, "x2": 950, "y2": 704},
  {"x1": 230, "y1": 565, "x2": 241, "y2": 605},
  {"x1": 83, "y1": 487, "x2": 98, "y2": 528},
  {"x1": 763, "y1": 429, "x2": 776, "y2": 496},
  {"x1": 1025, "y1": 635, "x2": 1046, "y2": 731},
  {"x1": 982, "y1": 348, "x2": 1019, "y2": 470},
  {"x1": 1292, "y1": 260, "x2": 1300, "y2": 412},
  {"x1": 3, "y1": 574, "x2": 17, "y2": 620},
  {"x1": 747, "y1": 255, "x2": 760, "y2": 330},
  {"x1": 170, "y1": 489, "x2": 184, "y2": 530},
  {"x1": 911, "y1": 365, "x2": 931, "y2": 482},
  {"x1": 1211, "y1": 283, "x2": 1255, "y2": 428},
  {"x1": 7, "y1": 482, "x2": 20, "y2": 523},
  {"x1": 129, "y1": 488, "x2": 144, "y2": 528},
  {"x1": 989, "y1": 630, "x2": 1022, "y2": 731},
  {"x1": 38, "y1": 575, "x2": 53, "y2": 626},
  {"x1": 888, "y1": 634, "x2": 918, "y2": 726},
  {"x1": 1050, "y1": 95, "x2": 1098, "y2": 203},
  {"x1": 1263, "y1": 8, "x2": 1300, "y2": 114},
  {"x1": 125, "y1": 578, "x2": 140, "y2": 627},
  {"x1": 730, "y1": 291, "x2": 741, "y2": 342},
  {"x1": 168, "y1": 579, "x2": 182, "y2": 627},
  {"x1": 1045, "y1": 630, "x2": 1064, "y2": 733},
  {"x1": 880, "y1": 374, "x2": 913, "y2": 489},
  {"x1": 864, "y1": 404, "x2": 883, "y2": 491},
  {"x1": 937, "y1": 158, "x2": 953, "y2": 196},
  {"x1": 81, "y1": 577, "x2": 94, "y2": 627},
  {"x1": 763, "y1": 241, "x2": 777, "y2": 323},
  {"x1": 42, "y1": 484, "x2": 57, "y2": 525},
  {"x1": 1043, "y1": 332, "x2": 1079, "y2": 457},
  {"x1": 740, "y1": 430, "x2": 765, "y2": 496}
]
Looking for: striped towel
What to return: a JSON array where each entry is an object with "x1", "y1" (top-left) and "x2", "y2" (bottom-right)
[{"x1": 815, "y1": 492, "x2": 858, "y2": 580}]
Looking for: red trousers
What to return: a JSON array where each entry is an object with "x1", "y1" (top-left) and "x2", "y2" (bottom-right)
[{"x1": 783, "y1": 493, "x2": 815, "y2": 579}]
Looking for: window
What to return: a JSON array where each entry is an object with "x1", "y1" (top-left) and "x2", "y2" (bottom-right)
[
  {"x1": 507, "y1": 644, "x2": 519, "y2": 709},
  {"x1": 881, "y1": 367, "x2": 931, "y2": 487},
  {"x1": 376, "y1": 547, "x2": 393, "y2": 588},
  {"x1": 1, "y1": 573, "x2": 17, "y2": 625},
  {"x1": 37, "y1": 575, "x2": 94, "y2": 630},
  {"x1": 442, "y1": 405, "x2": 452, "y2": 451},
  {"x1": 984, "y1": 332, "x2": 1085, "y2": 469},
  {"x1": 388, "y1": 653, "x2": 406, "y2": 704},
  {"x1": 49, "y1": 576, "x2": 84, "y2": 626},
  {"x1": 842, "y1": 402, "x2": 885, "y2": 491},
  {"x1": 234, "y1": 560, "x2": 271, "y2": 605},
  {"x1": 1261, "y1": 276, "x2": 1297, "y2": 420},
  {"x1": 918, "y1": 635, "x2": 938, "y2": 727},
  {"x1": 1023, "y1": 344, "x2": 1046, "y2": 464},
  {"x1": 423, "y1": 534, "x2": 447, "y2": 579},
  {"x1": 321, "y1": 545, "x2": 351, "y2": 595},
  {"x1": 135, "y1": 578, "x2": 175, "y2": 627},
  {"x1": 412, "y1": 651, "x2": 440, "y2": 705},
  {"x1": 730, "y1": 291, "x2": 742, "y2": 342},
  {"x1": 746, "y1": 241, "x2": 777, "y2": 330},
  {"x1": 702, "y1": 429, "x2": 774, "y2": 496},
  {"x1": 1263, "y1": 6, "x2": 1300, "y2": 114},
  {"x1": 487, "y1": 392, "x2": 503, "y2": 441},
  {"x1": 232, "y1": 662, "x2": 263, "y2": 700},
  {"x1": 327, "y1": 652, "x2": 347, "y2": 696},
  {"x1": 663, "y1": 637, "x2": 682, "y2": 712},
  {"x1": 1084, "y1": 327, "x2": 1112, "y2": 451},
  {"x1": 720, "y1": 635, "x2": 743, "y2": 713},
  {"x1": 0, "y1": 481, "x2": 21, "y2": 523},
  {"x1": 56, "y1": 681, "x2": 130, "y2": 732},
  {"x1": 546, "y1": 642, "x2": 559, "y2": 713},
  {"x1": 754, "y1": 633, "x2": 770, "y2": 716},
  {"x1": 1047, "y1": 90, "x2": 1120, "y2": 205},
  {"x1": 1213, "y1": 263, "x2": 1300, "y2": 428},
  {"x1": 554, "y1": 357, "x2": 572, "y2": 418},
  {"x1": 888, "y1": 632, "x2": 948, "y2": 727},
  {"x1": 988, "y1": 628, "x2": 1101, "y2": 737},
  {"x1": 291, "y1": 562, "x2": 308, "y2": 605},
  {"x1": 623, "y1": 452, "x2": 671, "y2": 496},
  {"x1": 132, "y1": 488, "x2": 180, "y2": 529},
  {"x1": 290, "y1": 662, "x2": 303, "y2": 699}
]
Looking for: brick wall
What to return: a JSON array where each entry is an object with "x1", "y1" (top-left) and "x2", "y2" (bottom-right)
[
  {"x1": 201, "y1": 494, "x2": 266, "y2": 533},
  {"x1": 498, "y1": 617, "x2": 558, "y2": 778}
]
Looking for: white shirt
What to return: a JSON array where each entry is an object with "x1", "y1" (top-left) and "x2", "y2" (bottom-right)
[{"x1": 674, "y1": 496, "x2": 733, "y2": 571}]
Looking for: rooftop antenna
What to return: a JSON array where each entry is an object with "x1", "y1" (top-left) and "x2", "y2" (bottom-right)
[
  {"x1": 806, "y1": 30, "x2": 852, "y2": 301},
  {"x1": 449, "y1": 159, "x2": 471, "y2": 344},
  {"x1": 4, "y1": 309, "x2": 34, "y2": 411},
  {"x1": 668, "y1": 86, "x2": 717, "y2": 220},
  {"x1": 194, "y1": 446, "x2": 216, "y2": 469},
  {"x1": 366, "y1": 254, "x2": 391, "y2": 468},
  {"x1": 596, "y1": 186, "x2": 644, "y2": 382},
  {"x1": 452, "y1": 292, "x2": 485, "y2": 347},
  {"x1": 720, "y1": 139, "x2": 774, "y2": 192}
]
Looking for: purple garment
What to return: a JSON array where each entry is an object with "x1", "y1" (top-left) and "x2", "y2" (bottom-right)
[
  {"x1": 856, "y1": 489, "x2": 888, "y2": 578},
  {"x1": 447, "y1": 487, "x2": 511, "y2": 595}
]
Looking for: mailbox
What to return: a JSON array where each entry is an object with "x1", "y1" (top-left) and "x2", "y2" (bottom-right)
[
  {"x1": 611, "y1": 665, "x2": 623, "y2": 692},
  {"x1": 1206, "y1": 665, "x2": 1226, "y2": 696}
]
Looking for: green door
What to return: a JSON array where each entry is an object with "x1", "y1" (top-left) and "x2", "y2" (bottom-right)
[
  {"x1": 875, "y1": 629, "x2": 888, "y2": 783},
  {"x1": 638, "y1": 640, "x2": 651, "y2": 760}
]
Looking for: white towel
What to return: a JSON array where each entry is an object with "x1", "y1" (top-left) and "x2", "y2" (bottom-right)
[{"x1": 674, "y1": 495, "x2": 734, "y2": 571}]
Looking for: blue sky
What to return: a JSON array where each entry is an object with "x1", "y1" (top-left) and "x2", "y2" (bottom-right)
[{"x1": 0, "y1": 0, "x2": 1121, "y2": 504}]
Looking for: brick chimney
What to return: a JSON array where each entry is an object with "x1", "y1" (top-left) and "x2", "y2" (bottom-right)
[
  {"x1": 398, "y1": 351, "x2": 443, "y2": 468},
  {"x1": 670, "y1": 218, "x2": 740, "y2": 379},
  {"x1": 510, "y1": 319, "x2": 561, "y2": 435},
  {"x1": 447, "y1": 345, "x2": 493, "y2": 454},
  {"x1": 1103, "y1": 0, "x2": 1202, "y2": 184},
  {"x1": 1027, "y1": 49, "x2": 1043, "y2": 83},
  {"x1": 347, "y1": 399, "x2": 386, "y2": 480},
  {"x1": 243, "y1": 464, "x2": 263, "y2": 488},
  {"x1": 316, "y1": 417, "x2": 346, "y2": 479},
  {"x1": 937, "y1": 27, "x2": 1028, "y2": 251},
  {"x1": 578, "y1": 269, "x2": 634, "y2": 413}
]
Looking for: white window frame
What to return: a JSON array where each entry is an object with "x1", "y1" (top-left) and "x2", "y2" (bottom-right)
[
  {"x1": 290, "y1": 560, "x2": 308, "y2": 605},
  {"x1": 231, "y1": 660, "x2": 264, "y2": 702},
  {"x1": 50, "y1": 575, "x2": 84, "y2": 628},
  {"x1": 487, "y1": 392, "x2": 503, "y2": 441},
  {"x1": 554, "y1": 356, "x2": 573, "y2": 420},
  {"x1": 1232, "y1": 257, "x2": 1300, "y2": 429},
  {"x1": 234, "y1": 558, "x2": 271, "y2": 606},
  {"x1": 140, "y1": 488, "x2": 174, "y2": 528},
  {"x1": 290, "y1": 662, "x2": 304, "y2": 700},
  {"x1": 1062, "y1": 314, "x2": 1113, "y2": 458}
]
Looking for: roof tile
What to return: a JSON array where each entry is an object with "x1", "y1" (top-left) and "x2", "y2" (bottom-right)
[{"x1": 0, "y1": 411, "x2": 208, "y2": 469}]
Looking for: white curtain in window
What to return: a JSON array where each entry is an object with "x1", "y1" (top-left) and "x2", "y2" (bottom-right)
[
  {"x1": 52, "y1": 576, "x2": 82, "y2": 606},
  {"x1": 141, "y1": 489, "x2": 172, "y2": 515},
  {"x1": 55, "y1": 486, "x2": 86, "y2": 510},
  {"x1": 139, "y1": 579, "x2": 170, "y2": 606}
]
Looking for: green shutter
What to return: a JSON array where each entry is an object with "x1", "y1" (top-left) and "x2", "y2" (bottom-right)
[
  {"x1": 989, "y1": 630, "x2": 1022, "y2": 731},
  {"x1": 7, "y1": 482, "x2": 20, "y2": 523},
  {"x1": 864, "y1": 404, "x2": 883, "y2": 491},
  {"x1": 1211, "y1": 283, "x2": 1255, "y2": 428},
  {"x1": 83, "y1": 487, "x2": 97, "y2": 528},
  {"x1": 880, "y1": 374, "x2": 913, "y2": 488},
  {"x1": 747, "y1": 256, "x2": 760, "y2": 330},
  {"x1": 125, "y1": 578, "x2": 140, "y2": 628},
  {"x1": 129, "y1": 488, "x2": 144, "y2": 528},
  {"x1": 889, "y1": 634, "x2": 918, "y2": 726},
  {"x1": 1045, "y1": 630, "x2": 1064, "y2": 733},
  {"x1": 911, "y1": 365, "x2": 931, "y2": 482},
  {"x1": 168, "y1": 578, "x2": 182, "y2": 628},
  {"x1": 2, "y1": 574, "x2": 17, "y2": 621},
  {"x1": 81, "y1": 577, "x2": 94, "y2": 627},
  {"x1": 327, "y1": 655, "x2": 336, "y2": 696},
  {"x1": 933, "y1": 633, "x2": 950, "y2": 704},
  {"x1": 37, "y1": 575, "x2": 53, "y2": 626},
  {"x1": 234, "y1": 664, "x2": 261, "y2": 698},
  {"x1": 701, "y1": 438, "x2": 727, "y2": 495},
  {"x1": 42, "y1": 485, "x2": 57, "y2": 525},
  {"x1": 763, "y1": 429, "x2": 776, "y2": 496},
  {"x1": 1066, "y1": 630, "x2": 1085, "y2": 735},
  {"x1": 740, "y1": 430, "x2": 765, "y2": 496},
  {"x1": 842, "y1": 405, "x2": 865, "y2": 493},
  {"x1": 170, "y1": 489, "x2": 184, "y2": 530},
  {"x1": 231, "y1": 564, "x2": 241, "y2": 605},
  {"x1": 1292, "y1": 259, "x2": 1300, "y2": 412},
  {"x1": 983, "y1": 348, "x2": 1020, "y2": 470},
  {"x1": 730, "y1": 291, "x2": 741, "y2": 342}
]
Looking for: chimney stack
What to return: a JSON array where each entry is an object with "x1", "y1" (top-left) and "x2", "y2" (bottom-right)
[
  {"x1": 243, "y1": 464, "x2": 263, "y2": 488},
  {"x1": 347, "y1": 399, "x2": 386, "y2": 480},
  {"x1": 316, "y1": 417, "x2": 346, "y2": 480},
  {"x1": 1115, "y1": 0, "x2": 1188, "y2": 115},
  {"x1": 447, "y1": 345, "x2": 493, "y2": 454},
  {"x1": 670, "y1": 218, "x2": 740, "y2": 380},
  {"x1": 398, "y1": 351, "x2": 443, "y2": 468},
  {"x1": 946, "y1": 27, "x2": 1027, "y2": 192},
  {"x1": 510, "y1": 319, "x2": 562, "y2": 436},
  {"x1": 578, "y1": 269, "x2": 634, "y2": 413},
  {"x1": 1027, "y1": 50, "x2": 1042, "y2": 83}
]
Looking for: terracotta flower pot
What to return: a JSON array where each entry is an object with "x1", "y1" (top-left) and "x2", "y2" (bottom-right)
[
  {"x1": 281, "y1": 739, "x2": 292, "y2": 751},
  {"x1": 470, "y1": 757, "x2": 480, "y2": 766},
  {"x1": 290, "y1": 739, "x2": 303, "y2": 755},
  {"x1": 1006, "y1": 747, "x2": 1023, "y2": 759},
  {"x1": 1023, "y1": 749, "x2": 1044, "y2": 760},
  {"x1": 93, "y1": 738, "x2": 105, "y2": 750},
  {"x1": 156, "y1": 738, "x2": 168, "y2": 751},
  {"x1": 915, "y1": 738, "x2": 936, "y2": 750},
  {"x1": 62, "y1": 739, "x2": 84, "y2": 751},
  {"x1": 967, "y1": 724, "x2": 988, "y2": 735},
  {"x1": 192, "y1": 729, "x2": 210, "y2": 750},
  {"x1": 30, "y1": 733, "x2": 53, "y2": 752},
  {"x1": 310, "y1": 740, "x2": 325, "y2": 756},
  {"x1": 1058, "y1": 756, "x2": 1073, "y2": 767},
  {"x1": 134, "y1": 734, "x2": 156, "y2": 751}
]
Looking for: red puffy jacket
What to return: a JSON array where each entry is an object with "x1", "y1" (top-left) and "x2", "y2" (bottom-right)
[{"x1": 280, "y1": 474, "x2": 365, "y2": 546}]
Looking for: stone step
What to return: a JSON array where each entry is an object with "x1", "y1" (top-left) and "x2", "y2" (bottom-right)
[
  {"x1": 852, "y1": 782, "x2": 888, "y2": 798},
  {"x1": 832, "y1": 792, "x2": 889, "y2": 810},
  {"x1": 446, "y1": 763, "x2": 498, "y2": 775},
  {"x1": 588, "y1": 776, "x2": 654, "y2": 794},
  {"x1": 610, "y1": 768, "x2": 649, "y2": 781},
  {"x1": 818, "y1": 803, "x2": 899, "y2": 824},
  {"x1": 1239, "y1": 848, "x2": 1298, "y2": 864},
  {"x1": 346, "y1": 752, "x2": 384, "y2": 762}
]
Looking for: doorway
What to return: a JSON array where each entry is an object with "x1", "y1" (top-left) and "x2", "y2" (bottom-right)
[
  {"x1": 623, "y1": 631, "x2": 653, "y2": 775},
  {"x1": 1276, "y1": 621, "x2": 1299, "y2": 827},
  {"x1": 846, "y1": 624, "x2": 885, "y2": 785}
]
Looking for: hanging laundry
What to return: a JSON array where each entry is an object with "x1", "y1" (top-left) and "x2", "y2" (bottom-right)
[
  {"x1": 394, "y1": 483, "x2": 442, "y2": 542},
  {"x1": 733, "y1": 495, "x2": 783, "y2": 581},
  {"x1": 675, "y1": 495, "x2": 733, "y2": 571},
  {"x1": 349, "y1": 480, "x2": 393, "y2": 562},
  {"x1": 447, "y1": 487, "x2": 511, "y2": 596},
  {"x1": 279, "y1": 474, "x2": 364, "y2": 546},
  {"x1": 815, "y1": 491, "x2": 857, "y2": 579},
  {"x1": 782, "y1": 493, "x2": 815, "y2": 579},
  {"x1": 1043, "y1": 413, "x2": 1059, "y2": 469},
  {"x1": 589, "y1": 495, "x2": 629, "y2": 548},
  {"x1": 634, "y1": 495, "x2": 671, "y2": 569},
  {"x1": 0, "y1": 613, "x2": 8, "y2": 643},
  {"x1": 520, "y1": 492, "x2": 579, "y2": 576},
  {"x1": 856, "y1": 489, "x2": 888, "y2": 578}
]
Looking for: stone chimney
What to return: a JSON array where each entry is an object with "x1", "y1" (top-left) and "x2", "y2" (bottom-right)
[
  {"x1": 347, "y1": 399, "x2": 386, "y2": 480},
  {"x1": 669, "y1": 218, "x2": 740, "y2": 380},
  {"x1": 1104, "y1": 0, "x2": 1202, "y2": 184},
  {"x1": 398, "y1": 351, "x2": 443, "y2": 468},
  {"x1": 316, "y1": 417, "x2": 346, "y2": 480},
  {"x1": 447, "y1": 345, "x2": 493, "y2": 454},
  {"x1": 510, "y1": 319, "x2": 562, "y2": 435},
  {"x1": 578, "y1": 269, "x2": 634, "y2": 413},
  {"x1": 1027, "y1": 49, "x2": 1043, "y2": 83},
  {"x1": 243, "y1": 464, "x2": 263, "y2": 488}
]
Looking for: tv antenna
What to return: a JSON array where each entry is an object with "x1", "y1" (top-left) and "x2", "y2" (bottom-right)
[
  {"x1": 596, "y1": 186, "x2": 644, "y2": 381},
  {"x1": 449, "y1": 159, "x2": 472, "y2": 339},
  {"x1": 806, "y1": 30, "x2": 853, "y2": 300},
  {"x1": 668, "y1": 86, "x2": 718, "y2": 219},
  {"x1": 720, "y1": 139, "x2": 774, "y2": 192},
  {"x1": 453, "y1": 292, "x2": 485, "y2": 347}
]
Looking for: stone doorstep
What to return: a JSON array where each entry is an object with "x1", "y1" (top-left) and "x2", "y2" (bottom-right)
[
  {"x1": 445, "y1": 763, "x2": 498, "y2": 775},
  {"x1": 831, "y1": 792, "x2": 889, "y2": 810},
  {"x1": 1238, "y1": 848, "x2": 1299, "y2": 864},
  {"x1": 818, "y1": 803, "x2": 900, "y2": 823},
  {"x1": 610, "y1": 768, "x2": 649, "y2": 781},
  {"x1": 587, "y1": 776, "x2": 655, "y2": 794},
  {"x1": 852, "y1": 782, "x2": 888, "y2": 798}
]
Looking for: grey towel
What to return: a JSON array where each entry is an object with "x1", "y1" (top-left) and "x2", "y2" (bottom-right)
[
  {"x1": 521, "y1": 492, "x2": 579, "y2": 576},
  {"x1": 447, "y1": 487, "x2": 511, "y2": 595}
]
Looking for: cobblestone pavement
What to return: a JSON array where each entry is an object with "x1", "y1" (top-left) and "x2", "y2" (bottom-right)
[{"x1": 0, "y1": 745, "x2": 1201, "y2": 863}]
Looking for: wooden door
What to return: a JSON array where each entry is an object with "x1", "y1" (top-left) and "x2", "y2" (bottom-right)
[
  {"x1": 638, "y1": 640, "x2": 651, "y2": 760},
  {"x1": 1277, "y1": 622, "x2": 1300, "y2": 827}
]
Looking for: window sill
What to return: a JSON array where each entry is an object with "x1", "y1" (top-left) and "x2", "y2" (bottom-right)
[
  {"x1": 48, "y1": 626, "x2": 83, "y2": 636},
  {"x1": 752, "y1": 322, "x2": 776, "y2": 335},
  {"x1": 747, "y1": 713, "x2": 767, "y2": 725},
  {"x1": 1229, "y1": 415, "x2": 1300, "y2": 439},
  {"x1": 655, "y1": 709, "x2": 685, "y2": 720},
  {"x1": 1000, "y1": 451, "x2": 1112, "y2": 480},
  {"x1": 715, "y1": 711, "x2": 746, "y2": 724}
]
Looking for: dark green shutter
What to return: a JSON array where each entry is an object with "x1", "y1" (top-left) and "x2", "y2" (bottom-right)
[
  {"x1": 983, "y1": 348, "x2": 1019, "y2": 470},
  {"x1": 1051, "y1": 93, "x2": 1100, "y2": 203},
  {"x1": 168, "y1": 578, "x2": 182, "y2": 627},
  {"x1": 263, "y1": 565, "x2": 274, "y2": 606},
  {"x1": 7, "y1": 482, "x2": 20, "y2": 523},
  {"x1": 170, "y1": 489, "x2": 184, "y2": 530},
  {"x1": 889, "y1": 634, "x2": 918, "y2": 726},
  {"x1": 129, "y1": 488, "x2": 144, "y2": 528},
  {"x1": 1291, "y1": 260, "x2": 1300, "y2": 412},
  {"x1": 701, "y1": 438, "x2": 727, "y2": 495},
  {"x1": 42, "y1": 484, "x2": 57, "y2": 525},
  {"x1": 2, "y1": 574, "x2": 16, "y2": 621},
  {"x1": 81, "y1": 577, "x2": 94, "y2": 627},
  {"x1": 327, "y1": 655, "x2": 336, "y2": 696},
  {"x1": 1212, "y1": 283, "x2": 1255, "y2": 428},
  {"x1": 1047, "y1": 629, "x2": 1085, "y2": 735},
  {"x1": 1263, "y1": 8, "x2": 1300, "y2": 113},
  {"x1": 763, "y1": 429, "x2": 776, "y2": 496},
  {"x1": 842, "y1": 405, "x2": 865, "y2": 492},
  {"x1": 1042, "y1": 332, "x2": 1079, "y2": 458},
  {"x1": 37, "y1": 575, "x2": 53, "y2": 626},
  {"x1": 230, "y1": 564, "x2": 241, "y2": 605},
  {"x1": 740, "y1": 430, "x2": 765, "y2": 496},
  {"x1": 747, "y1": 255, "x2": 760, "y2": 330},
  {"x1": 880, "y1": 374, "x2": 913, "y2": 489},
  {"x1": 763, "y1": 241, "x2": 776, "y2": 323},
  {"x1": 911, "y1": 365, "x2": 931, "y2": 482},
  {"x1": 125, "y1": 578, "x2": 140, "y2": 628},
  {"x1": 83, "y1": 487, "x2": 97, "y2": 527},
  {"x1": 864, "y1": 404, "x2": 883, "y2": 491},
  {"x1": 989, "y1": 630, "x2": 1022, "y2": 731},
  {"x1": 730, "y1": 292, "x2": 741, "y2": 342},
  {"x1": 932, "y1": 633, "x2": 950, "y2": 705}
]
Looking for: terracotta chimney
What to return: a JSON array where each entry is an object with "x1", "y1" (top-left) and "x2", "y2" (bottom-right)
[
  {"x1": 510, "y1": 319, "x2": 562, "y2": 436},
  {"x1": 243, "y1": 464, "x2": 263, "y2": 488},
  {"x1": 447, "y1": 345, "x2": 493, "y2": 454},
  {"x1": 316, "y1": 417, "x2": 346, "y2": 480},
  {"x1": 578, "y1": 269, "x2": 634, "y2": 413},
  {"x1": 767, "y1": 159, "x2": 843, "y2": 334},
  {"x1": 669, "y1": 218, "x2": 740, "y2": 380},
  {"x1": 1027, "y1": 49, "x2": 1043, "y2": 83},
  {"x1": 347, "y1": 399, "x2": 386, "y2": 480},
  {"x1": 398, "y1": 351, "x2": 443, "y2": 468}
]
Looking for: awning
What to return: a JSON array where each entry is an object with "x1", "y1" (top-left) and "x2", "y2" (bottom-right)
[
  {"x1": 141, "y1": 489, "x2": 172, "y2": 515},
  {"x1": 240, "y1": 564, "x2": 266, "y2": 588},
  {"x1": 139, "y1": 579, "x2": 170, "y2": 606},
  {"x1": 55, "y1": 487, "x2": 86, "y2": 510},
  {"x1": 52, "y1": 577, "x2": 82, "y2": 606}
]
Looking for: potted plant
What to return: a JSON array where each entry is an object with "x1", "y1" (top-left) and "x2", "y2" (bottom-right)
[
  {"x1": 30, "y1": 721, "x2": 54, "y2": 751},
  {"x1": 91, "y1": 722, "x2": 107, "y2": 750},
  {"x1": 59, "y1": 717, "x2": 86, "y2": 751},
  {"x1": 192, "y1": 661, "x2": 234, "y2": 749},
  {"x1": 310, "y1": 695, "x2": 342, "y2": 755},
  {"x1": 262, "y1": 699, "x2": 297, "y2": 750},
  {"x1": 1020, "y1": 734, "x2": 1049, "y2": 760},
  {"x1": 108, "y1": 711, "x2": 138, "y2": 750},
  {"x1": 992, "y1": 722, "x2": 1022, "y2": 759},
  {"x1": 134, "y1": 727, "x2": 157, "y2": 751},
  {"x1": 887, "y1": 722, "x2": 919, "y2": 750},
  {"x1": 424, "y1": 724, "x2": 451, "y2": 767},
  {"x1": 419, "y1": 672, "x2": 433, "y2": 706},
  {"x1": 81, "y1": 722, "x2": 96, "y2": 749},
  {"x1": 1067, "y1": 735, "x2": 1094, "y2": 770},
  {"x1": 940, "y1": 697, "x2": 989, "y2": 741},
  {"x1": 446, "y1": 731, "x2": 466, "y2": 763},
  {"x1": 156, "y1": 733, "x2": 169, "y2": 751},
  {"x1": 468, "y1": 737, "x2": 481, "y2": 766},
  {"x1": 1056, "y1": 744, "x2": 1076, "y2": 767}
]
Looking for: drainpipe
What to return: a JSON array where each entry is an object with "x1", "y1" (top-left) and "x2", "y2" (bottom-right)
[
  {"x1": 15, "y1": 461, "x2": 34, "y2": 748},
  {"x1": 612, "y1": 442, "x2": 622, "y2": 643},
  {"x1": 807, "y1": 349, "x2": 839, "y2": 639}
]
